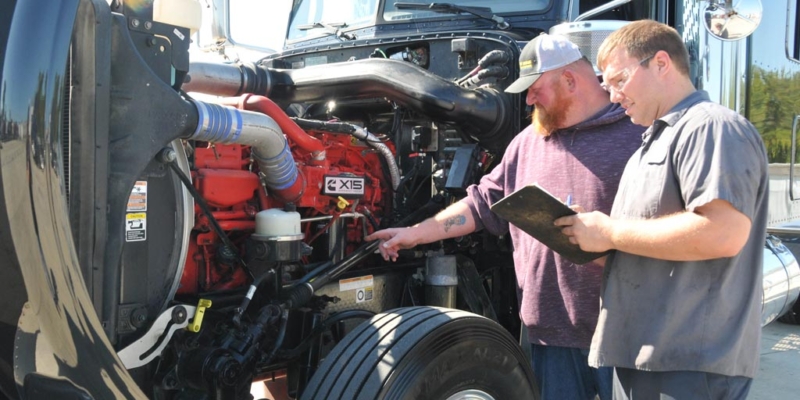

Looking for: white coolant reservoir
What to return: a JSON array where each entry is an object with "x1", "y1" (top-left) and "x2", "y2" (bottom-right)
[
  {"x1": 153, "y1": 0, "x2": 203, "y2": 35},
  {"x1": 255, "y1": 208, "x2": 302, "y2": 237}
]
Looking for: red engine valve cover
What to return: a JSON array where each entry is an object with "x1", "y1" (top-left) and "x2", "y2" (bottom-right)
[{"x1": 196, "y1": 169, "x2": 260, "y2": 208}]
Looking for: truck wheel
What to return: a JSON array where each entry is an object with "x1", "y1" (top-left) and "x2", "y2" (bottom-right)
[{"x1": 302, "y1": 306, "x2": 539, "y2": 400}]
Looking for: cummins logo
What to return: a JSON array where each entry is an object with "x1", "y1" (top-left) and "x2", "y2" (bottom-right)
[{"x1": 323, "y1": 175, "x2": 365, "y2": 197}]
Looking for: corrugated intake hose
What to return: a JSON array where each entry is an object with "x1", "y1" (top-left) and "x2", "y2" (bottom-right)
[{"x1": 186, "y1": 99, "x2": 304, "y2": 202}]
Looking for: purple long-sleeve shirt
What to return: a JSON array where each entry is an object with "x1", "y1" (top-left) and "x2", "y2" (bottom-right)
[{"x1": 461, "y1": 103, "x2": 644, "y2": 348}]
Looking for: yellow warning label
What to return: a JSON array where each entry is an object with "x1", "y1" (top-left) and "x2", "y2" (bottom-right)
[{"x1": 125, "y1": 213, "x2": 146, "y2": 242}]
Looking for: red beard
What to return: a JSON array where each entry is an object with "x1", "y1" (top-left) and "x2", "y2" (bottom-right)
[{"x1": 532, "y1": 82, "x2": 573, "y2": 136}]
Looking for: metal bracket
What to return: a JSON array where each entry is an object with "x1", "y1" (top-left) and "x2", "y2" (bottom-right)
[{"x1": 117, "y1": 305, "x2": 196, "y2": 369}]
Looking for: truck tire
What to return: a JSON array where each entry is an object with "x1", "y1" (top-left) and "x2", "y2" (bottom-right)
[
  {"x1": 778, "y1": 302, "x2": 799, "y2": 324},
  {"x1": 302, "y1": 306, "x2": 539, "y2": 400}
]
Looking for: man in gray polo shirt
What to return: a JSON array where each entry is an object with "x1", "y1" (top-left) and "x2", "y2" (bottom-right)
[{"x1": 555, "y1": 20, "x2": 767, "y2": 399}]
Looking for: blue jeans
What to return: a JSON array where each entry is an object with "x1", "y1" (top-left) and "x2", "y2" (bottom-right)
[{"x1": 530, "y1": 344, "x2": 613, "y2": 400}]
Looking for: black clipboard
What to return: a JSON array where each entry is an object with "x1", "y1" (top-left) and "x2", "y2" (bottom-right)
[{"x1": 490, "y1": 184, "x2": 609, "y2": 264}]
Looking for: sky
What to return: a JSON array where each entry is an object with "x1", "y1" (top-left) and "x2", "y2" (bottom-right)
[{"x1": 193, "y1": 0, "x2": 292, "y2": 58}]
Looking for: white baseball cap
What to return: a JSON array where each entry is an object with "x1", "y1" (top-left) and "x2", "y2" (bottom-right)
[{"x1": 505, "y1": 33, "x2": 583, "y2": 93}]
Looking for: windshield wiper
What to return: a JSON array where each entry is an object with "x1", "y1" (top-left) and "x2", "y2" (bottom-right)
[
  {"x1": 394, "y1": 2, "x2": 510, "y2": 30},
  {"x1": 297, "y1": 21, "x2": 356, "y2": 40}
]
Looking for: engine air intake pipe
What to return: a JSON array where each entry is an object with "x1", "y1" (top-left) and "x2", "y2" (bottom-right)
[
  {"x1": 186, "y1": 99, "x2": 304, "y2": 202},
  {"x1": 219, "y1": 94, "x2": 327, "y2": 166},
  {"x1": 183, "y1": 59, "x2": 512, "y2": 150},
  {"x1": 184, "y1": 61, "x2": 272, "y2": 97}
]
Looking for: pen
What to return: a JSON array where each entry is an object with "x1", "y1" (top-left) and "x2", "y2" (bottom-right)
[{"x1": 565, "y1": 194, "x2": 572, "y2": 207}]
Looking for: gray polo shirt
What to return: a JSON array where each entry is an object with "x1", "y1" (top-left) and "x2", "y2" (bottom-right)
[{"x1": 588, "y1": 91, "x2": 768, "y2": 378}]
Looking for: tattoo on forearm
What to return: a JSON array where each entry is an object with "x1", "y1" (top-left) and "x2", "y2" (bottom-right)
[{"x1": 443, "y1": 215, "x2": 467, "y2": 233}]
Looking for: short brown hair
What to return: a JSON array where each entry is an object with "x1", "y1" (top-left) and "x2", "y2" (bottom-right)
[{"x1": 597, "y1": 20, "x2": 690, "y2": 77}]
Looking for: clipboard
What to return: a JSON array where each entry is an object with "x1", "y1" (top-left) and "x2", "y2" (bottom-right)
[{"x1": 490, "y1": 184, "x2": 609, "y2": 264}]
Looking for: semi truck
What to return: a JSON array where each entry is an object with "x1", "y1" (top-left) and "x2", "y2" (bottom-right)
[{"x1": 0, "y1": 0, "x2": 798, "y2": 399}]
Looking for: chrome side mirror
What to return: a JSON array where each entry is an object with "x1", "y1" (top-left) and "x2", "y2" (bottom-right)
[{"x1": 703, "y1": 0, "x2": 762, "y2": 41}]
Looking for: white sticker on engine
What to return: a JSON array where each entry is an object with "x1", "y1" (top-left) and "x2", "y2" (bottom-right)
[
  {"x1": 356, "y1": 287, "x2": 374, "y2": 303},
  {"x1": 173, "y1": 28, "x2": 185, "y2": 41},
  {"x1": 324, "y1": 176, "x2": 365, "y2": 196},
  {"x1": 339, "y1": 275, "x2": 374, "y2": 292},
  {"x1": 125, "y1": 213, "x2": 147, "y2": 242},
  {"x1": 127, "y1": 181, "x2": 148, "y2": 212}
]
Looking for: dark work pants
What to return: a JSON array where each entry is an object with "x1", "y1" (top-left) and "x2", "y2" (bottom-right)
[{"x1": 612, "y1": 367, "x2": 752, "y2": 400}]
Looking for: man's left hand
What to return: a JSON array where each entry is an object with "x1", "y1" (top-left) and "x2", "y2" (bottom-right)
[{"x1": 554, "y1": 210, "x2": 615, "y2": 253}]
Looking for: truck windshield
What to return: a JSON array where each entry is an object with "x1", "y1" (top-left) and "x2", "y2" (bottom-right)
[
  {"x1": 384, "y1": 0, "x2": 551, "y2": 21},
  {"x1": 288, "y1": 0, "x2": 380, "y2": 41},
  {"x1": 288, "y1": 0, "x2": 551, "y2": 41}
]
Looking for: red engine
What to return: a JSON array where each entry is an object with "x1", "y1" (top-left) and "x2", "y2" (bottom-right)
[{"x1": 178, "y1": 96, "x2": 393, "y2": 295}]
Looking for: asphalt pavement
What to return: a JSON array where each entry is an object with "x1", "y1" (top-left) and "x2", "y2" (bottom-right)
[{"x1": 750, "y1": 320, "x2": 800, "y2": 399}]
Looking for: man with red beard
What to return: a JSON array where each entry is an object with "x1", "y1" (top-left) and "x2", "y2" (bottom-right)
[{"x1": 366, "y1": 34, "x2": 643, "y2": 400}]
